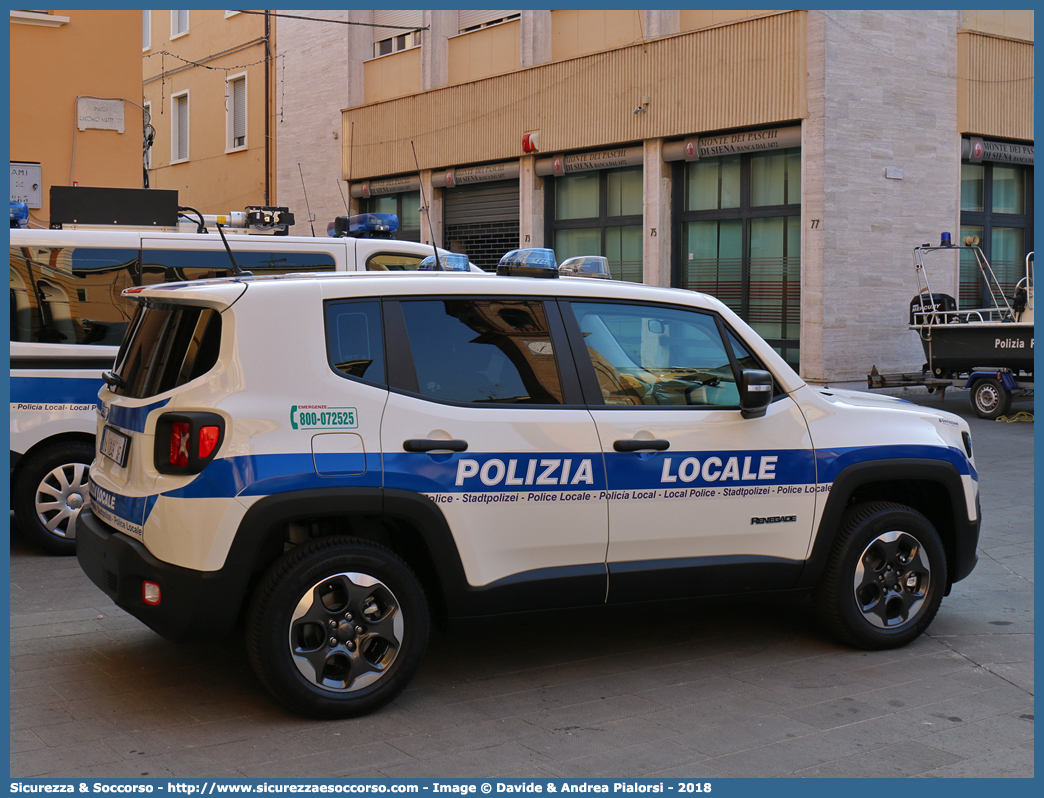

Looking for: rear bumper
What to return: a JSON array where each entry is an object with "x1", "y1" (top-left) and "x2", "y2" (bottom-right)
[{"x1": 75, "y1": 507, "x2": 245, "y2": 641}]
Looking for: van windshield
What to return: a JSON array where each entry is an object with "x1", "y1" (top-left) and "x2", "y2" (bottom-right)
[{"x1": 111, "y1": 302, "x2": 221, "y2": 398}]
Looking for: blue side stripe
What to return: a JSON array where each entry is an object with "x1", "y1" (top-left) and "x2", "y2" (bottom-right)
[
  {"x1": 817, "y1": 444, "x2": 975, "y2": 482},
  {"x1": 107, "y1": 398, "x2": 171, "y2": 433},
  {"x1": 11, "y1": 376, "x2": 103, "y2": 405}
]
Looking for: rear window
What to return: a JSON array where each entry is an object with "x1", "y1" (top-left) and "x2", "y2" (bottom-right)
[{"x1": 111, "y1": 302, "x2": 222, "y2": 398}]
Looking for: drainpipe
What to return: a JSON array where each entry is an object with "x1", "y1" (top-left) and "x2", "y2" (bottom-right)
[{"x1": 264, "y1": 10, "x2": 271, "y2": 205}]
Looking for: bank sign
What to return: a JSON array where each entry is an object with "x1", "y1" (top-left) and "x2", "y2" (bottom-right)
[{"x1": 963, "y1": 136, "x2": 1034, "y2": 165}]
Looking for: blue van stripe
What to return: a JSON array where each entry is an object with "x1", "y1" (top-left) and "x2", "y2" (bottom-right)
[{"x1": 11, "y1": 376, "x2": 103, "y2": 405}]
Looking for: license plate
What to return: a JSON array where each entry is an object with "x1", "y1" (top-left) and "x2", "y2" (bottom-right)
[{"x1": 100, "y1": 426, "x2": 130, "y2": 467}]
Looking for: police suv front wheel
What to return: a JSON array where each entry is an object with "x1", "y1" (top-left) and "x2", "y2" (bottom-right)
[
  {"x1": 813, "y1": 502, "x2": 946, "y2": 650},
  {"x1": 247, "y1": 537, "x2": 429, "y2": 718}
]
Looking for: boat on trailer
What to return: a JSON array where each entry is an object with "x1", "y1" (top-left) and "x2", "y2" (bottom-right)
[{"x1": 869, "y1": 235, "x2": 1035, "y2": 418}]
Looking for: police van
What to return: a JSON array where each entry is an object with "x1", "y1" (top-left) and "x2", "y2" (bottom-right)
[
  {"x1": 10, "y1": 187, "x2": 474, "y2": 554},
  {"x1": 73, "y1": 249, "x2": 980, "y2": 718}
]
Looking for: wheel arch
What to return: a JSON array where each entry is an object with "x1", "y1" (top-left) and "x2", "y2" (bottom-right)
[
  {"x1": 799, "y1": 459, "x2": 978, "y2": 593},
  {"x1": 11, "y1": 431, "x2": 95, "y2": 478},
  {"x1": 227, "y1": 488, "x2": 469, "y2": 631}
]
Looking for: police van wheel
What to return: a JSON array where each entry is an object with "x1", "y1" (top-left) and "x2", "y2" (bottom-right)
[
  {"x1": 970, "y1": 377, "x2": 1011, "y2": 420},
  {"x1": 12, "y1": 441, "x2": 94, "y2": 556},
  {"x1": 247, "y1": 536, "x2": 430, "y2": 718},
  {"x1": 813, "y1": 502, "x2": 946, "y2": 650}
]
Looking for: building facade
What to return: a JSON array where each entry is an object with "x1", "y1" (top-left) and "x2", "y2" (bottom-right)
[
  {"x1": 142, "y1": 9, "x2": 276, "y2": 214},
  {"x1": 275, "y1": 9, "x2": 1033, "y2": 381},
  {"x1": 9, "y1": 10, "x2": 142, "y2": 224}
]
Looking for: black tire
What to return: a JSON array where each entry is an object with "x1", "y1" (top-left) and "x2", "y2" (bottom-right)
[
  {"x1": 247, "y1": 536, "x2": 429, "y2": 718},
  {"x1": 12, "y1": 441, "x2": 94, "y2": 555},
  {"x1": 813, "y1": 502, "x2": 947, "y2": 650},
  {"x1": 970, "y1": 377, "x2": 1011, "y2": 420}
]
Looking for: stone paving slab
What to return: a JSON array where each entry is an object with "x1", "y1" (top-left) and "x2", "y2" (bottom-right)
[{"x1": 8, "y1": 394, "x2": 1033, "y2": 778}]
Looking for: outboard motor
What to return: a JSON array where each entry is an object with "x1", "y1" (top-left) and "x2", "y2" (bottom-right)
[{"x1": 910, "y1": 292, "x2": 956, "y2": 324}]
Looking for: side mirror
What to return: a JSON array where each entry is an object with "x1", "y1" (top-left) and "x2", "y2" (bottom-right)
[{"x1": 740, "y1": 369, "x2": 774, "y2": 419}]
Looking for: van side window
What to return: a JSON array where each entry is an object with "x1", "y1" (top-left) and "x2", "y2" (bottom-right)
[
  {"x1": 324, "y1": 300, "x2": 386, "y2": 384},
  {"x1": 140, "y1": 249, "x2": 336, "y2": 283},
  {"x1": 366, "y1": 252, "x2": 424, "y2": 271},
  {"x1": 10, "y1": 246, "x2": 140, "y2": 345}
]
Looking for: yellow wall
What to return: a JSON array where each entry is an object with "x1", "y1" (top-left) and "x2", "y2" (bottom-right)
[
  {"x1": 9, "y1": 10, "x2": 141, "y2": 222},
  {"x1": 961, "y1": 10, "x2": 1033, "y2": 42},
  {"x1": 142, "y1": 10, "x2": 274, "y2": 214},
  {"x1": 363, "y1": 46, "x2": 423, "y2": 104},
  {"x1": 680, "y1": 10, "x2": 775, "y2": 32},
  {"x1": 551, "y1": 10, "x2": 645, "y2": 61},
  {"x1": 448, "y1": 21, "x2": 521, "y2": 85}
]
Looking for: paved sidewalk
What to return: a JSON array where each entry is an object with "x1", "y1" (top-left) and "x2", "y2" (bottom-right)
[{"x1": 9, "y1": 391, "x2": 1033, "y2": 778}]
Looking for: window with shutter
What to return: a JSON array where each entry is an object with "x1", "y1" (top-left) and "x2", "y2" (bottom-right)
[
  {"x1": 173, "y1": 94, "x2": 189, "y2": 162},
  {"x1": 229, "y1": 76, "x2": 246, "y2": 149},
  {"x1": 172, "y1": 10, "x2": 188, "y2": 37}
]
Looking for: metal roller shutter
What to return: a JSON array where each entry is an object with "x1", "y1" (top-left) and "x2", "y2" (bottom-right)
[
  {"x1": 458, "y1": 10, "x2": 519, "y2": 32},
  {"x1": 443, "y1": 180, "x2": 520, "y2": 271},
  {"x1": 373, "y1": 10, "x2": 424, "y2": 42}
]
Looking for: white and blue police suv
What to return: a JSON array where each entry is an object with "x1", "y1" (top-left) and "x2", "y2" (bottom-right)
[{"x1": 74, "y1": 250, "x2": 981, "y2": 718}]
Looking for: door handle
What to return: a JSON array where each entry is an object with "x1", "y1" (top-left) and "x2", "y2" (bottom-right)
[
  {"x1": 403, "y1": 439, "x2": 468, "y2": 453},
  {"x1": 613, "y1": 439, "x2": 670, "y2": 452}
]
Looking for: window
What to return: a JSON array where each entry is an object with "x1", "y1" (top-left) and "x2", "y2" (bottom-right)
[
  {"x1": 325, "y1": 301, "x2": 385, "y2": 384},
  {"x1": 676, "y1": 146, "x2": 801, "y2": 369},
  {"x1": 365, "y1": 252, "x2": 425, "y2": 271},
  {"x1": 549, "y1": 166, "x2": 643, "y2": 283},
  {"x1": 959, "y1": 160, "x2": 1033, "y2": 309},
  {"x1": 140, "y1": 249, "x2": 337, "y2": 284},
  {"x1": 226, "y1": 74, "x2": 247, "y2": 151},
  {"x1": 112, "y1": 303, "x2": 221, "y2": 399},
  {"x1": 569, "y1": 301, "x2": 744, "y2": 408},
  {"x1": 373, "y1": 31, "x2": 421, "y2": 58},
  {"x1": 10, "y1": 246, "x2": 140, "y2": 345},
  {"x1": 399, "y1": 299, "x2": 564, "y2": 404},
  {"x1": 360, "y1": 192, "x2": 421, "y2": 242},
  {"x1": 142, "y1": 10, "x2": 150, "y2": 50},
  {"x1": 171, "y1": 92, "x2": 189, "y2": 163},
  {"x1": 171, "y1": 10, "x2": 189, "y2": 38}
]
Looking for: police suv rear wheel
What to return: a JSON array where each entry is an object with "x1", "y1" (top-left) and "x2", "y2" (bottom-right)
[
  {"x1": 814, "y1": 502, "x2": 946, "y2": 650},
  {"x1": 12, "y1": 441, "x2": 94, "y2": 556},
  {"x1": 247, "y1": 536, "x2": 429, "y2": 718}
]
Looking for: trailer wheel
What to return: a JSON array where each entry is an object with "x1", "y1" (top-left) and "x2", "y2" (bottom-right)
[{"x1": 970, "y1": 377, "x2": 1011, "y2": 420}]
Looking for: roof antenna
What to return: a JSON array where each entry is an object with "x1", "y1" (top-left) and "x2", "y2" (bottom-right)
[
  {"x1": 410, "y1": 140, "x2": 441, "y2": 270},
  {"x1": 298, "y1": 163, "x2": 316, "y2": 236},
  {"x1": 215, "y1": 222, "x2": 252, "y2": 277}
]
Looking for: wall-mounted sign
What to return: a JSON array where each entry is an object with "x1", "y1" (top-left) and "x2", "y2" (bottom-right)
[
  {"x1": 535, "y1": 146, "x2": 644, "y2": 176},
  {"x1": 10, "y1": 162, "x2": 42, "y2": 208},
  {"x1": 76, "y1": 98, "x2": 125, "y2": 133},
  {"x1": 663, "y1": 126, "x2": 802, "y2": 162},
  {"x1": 433, "y1": 161, "x2": 520, "y2": 188},
  {"x1": 350, "y1": 175, "x2": 421, "y2": 199},
  {"x1": 962, "y1": 136, "x2": 1033, "y2": 165}
]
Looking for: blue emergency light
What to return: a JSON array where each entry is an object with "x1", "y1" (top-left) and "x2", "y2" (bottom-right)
[
  {"x1": 497, "y1": 248, "x2": 559, "y2": 278},
  {"x1": 940, "y1": 232, "x2": 952, "y2": 247},
  {"x1": 10, "y1": 201, "x2": 29, "y2": 228},
  {"x1": 327, "y1": 213, "x2": 398, "y2": 239},
  {"x1": 419, "y1": 253, "x2": 471, "y2": 271},
  {"x1": 559, "y1": 255, "x2": 611, "y2": 279}
]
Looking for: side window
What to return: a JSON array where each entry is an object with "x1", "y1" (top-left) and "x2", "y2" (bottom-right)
[
  {"x1": 570, "y1": 301, "x2": 740, "y2": 407},
  {"x1": 10, "y1": 246, "x2": 140, "y2": 345},
  {"x1": 325, "y1": 300, "x2": 385, "y2": 384},
  {"x1": 141, "y1": 249, "x2": 336, "y2": 283},
  {"x1": 366, "y1": 252, "x2": 424, "y2": 271},
  {"x1": 399, "y1": 298, "x2": 564, "y2": 404}
]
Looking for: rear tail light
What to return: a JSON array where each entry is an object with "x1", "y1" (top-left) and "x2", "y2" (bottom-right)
[
  {"x1": 154, "y1": 412, "x2": 225, "y2": 474},
  {"x1": 170, "y1": 421, "x2": 191, "y2": 467}
]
